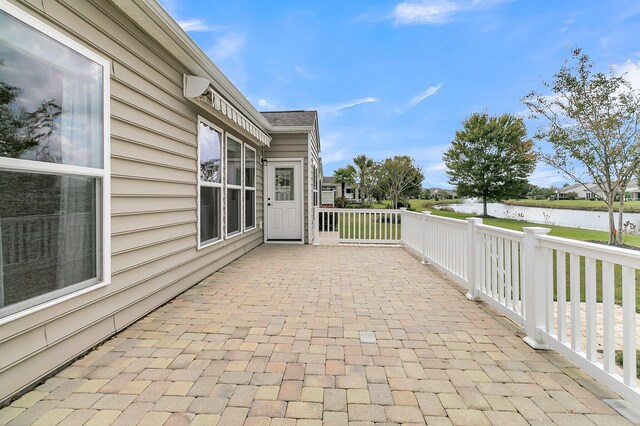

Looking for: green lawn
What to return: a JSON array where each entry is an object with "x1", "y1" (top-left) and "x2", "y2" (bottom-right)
[{"x1": 504, "y1": 198, "x2": 640, "y2": 213}]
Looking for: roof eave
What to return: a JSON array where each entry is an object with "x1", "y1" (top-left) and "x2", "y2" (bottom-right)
[
  {"x1": 110, "y1": 0, "x2": 273, "y2": 132},
  {"x1": 269, "y1": 125, "x2": 315, "y2": 134}
]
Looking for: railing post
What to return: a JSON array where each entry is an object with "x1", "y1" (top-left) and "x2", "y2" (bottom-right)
[
  {"x1": 421, "y1": 211, "x2": 431, "y2": 265},
  {"x1": 312, "y1": 207, "x2": 320, "y2": 246},
  {"x1": 465, "y1": 217, "x2": 482, "y2": 300},
  {"x1": 522, "y1": 227, "x2": 551, "y2": 349},
  {"x1": 399, "y1": 208, "x2": 407, "y2": 245}
]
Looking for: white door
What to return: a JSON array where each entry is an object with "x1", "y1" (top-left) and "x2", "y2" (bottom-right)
[{"x1": 267, "y1": 162, "x2": 302, "y2": 241}]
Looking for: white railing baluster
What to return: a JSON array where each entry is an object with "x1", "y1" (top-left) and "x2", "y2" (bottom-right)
[
  {"x1": 557, "y1": 250, "x2": 567, "y2": 343},
  {"x1": 622, "y1": 266, "x2": 636, "y2": 387},
  {"x1": 505, "y1": 240, "x2": 512, "y2": 309},
  {"x1": 570, "y1": 253, "x2": 581, "y2": 352},
  {"x1": 545, "y1": 244, "x2": 554, "y2": 334},
  {"x1": 498, "y1": 237, "x2": 505, "y2": 304},
  {"x1": 585, "y1": 257, "x2": 596, "y2": 361},
  {"x1": 602, "y1": 261, "x2": 615, "y2": 373},
  {"x1": 513, "y1": 242, "x2": 520, "y2": 314}
]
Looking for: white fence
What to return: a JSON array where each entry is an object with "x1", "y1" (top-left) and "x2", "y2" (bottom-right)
[
  {"x1": 313, "y1": 208, "x2": 401, "y2": 244},
  {"x1": 400, "y1": 210, "x2": 640, "y2": 407},
  {"x1": 320, "y1": 190, "x2": 335, "y2": 207}
]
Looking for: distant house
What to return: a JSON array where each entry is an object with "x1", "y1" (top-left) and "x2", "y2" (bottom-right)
[
  {"x1": 557, "y1": 183, "x2": 600, "y2": 200},
  {"x1": 322, "y1": 176, "x2": 360, "y2": 202},
  {"x1": 559, "y1": 180, "x2": 640, "y2": 201},
  {"x1": 429, "y1": 188, "x2": 457, "y2": 200},
  {"x1": 627, "y1": 179, "x2": 640, "y2": 201}
]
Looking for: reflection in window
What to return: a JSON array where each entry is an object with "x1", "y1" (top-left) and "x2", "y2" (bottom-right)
[
  {"x1": 245, "y1": 147, "x2": 255, "y2": 188},
  {"x1": 0, "y1": 8, "x2": 106, "y2": 317},
  {"x1": 227, "y1": 188, "x2": 241, "y2": 235},
  {"x1": 199, "y1": 122, "x2": 221, "y2": 183},
  {"x1": 0, "y1": 10, "x2": 103, "y2": 167},
  {"x1": 275, "y1": 168, "x2": 294, "y2": 201},
  {"x1": 226, "y1": 137, "x2": 241, "y2": 186},
  {"x1": 0, "y1": 171, "x2": 98, "y2": 308},
  {"x1": 200, "y1": 186, "x2": 221, "y2": 243},
  {"x1": 198, "y1": 122, "x2": 223, "y2": 246},
  {"x1": 244, "y1": 146, "x2": 256, "y2": 230},
  {"x1": 245, "y1": 190, "x2": 255, "y2": 229}
]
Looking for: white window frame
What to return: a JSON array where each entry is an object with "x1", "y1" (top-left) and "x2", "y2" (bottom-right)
[
  {"x1": 225, "y1": 134, "x2": 243, "y2": 239},
  {"x1": 244, "y1": 144, "x2": 257, "y2": 231},
  {"x1": 0, "y1": 1, "x2": 111, "y2": 320},
  {"x1": 197, "y1": 116, "x2": 224, "y2": 249}
]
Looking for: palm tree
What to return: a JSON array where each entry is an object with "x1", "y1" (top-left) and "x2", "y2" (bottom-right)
[
  {"x1": 334, "y1": 165, "x2": 356, "y2": 201},
  {"x1": 353, "y1": 154, "x2": 375, "y2": 206}
]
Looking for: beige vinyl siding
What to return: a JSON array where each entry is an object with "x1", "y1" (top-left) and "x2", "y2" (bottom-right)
[
  {"x1": 308, "y1": 129, "x2": 320, "y2": 242},
  {"x1": 0, "y1": 0, "x2": 265, "y2": 403},
  {"x1": 265, "y1": 133, "x2": 310, "y2": 242}
]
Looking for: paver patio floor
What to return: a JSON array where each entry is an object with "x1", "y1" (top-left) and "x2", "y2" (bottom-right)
[{"x1": 0, "y1": 245, "x2": 634, "y2": 425}]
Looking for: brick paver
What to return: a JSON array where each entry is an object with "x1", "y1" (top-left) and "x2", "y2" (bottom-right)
[{"x1": 0, "y1": 245, "x2": 635, "y2": 424}]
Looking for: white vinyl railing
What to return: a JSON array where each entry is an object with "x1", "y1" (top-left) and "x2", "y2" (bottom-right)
[
  {"x1": 313, "y1": 208, "x2": 401, "y2": 244},
  {"x1": 397, "y1": 210, "x2": 640, "y2": 407},
  {"x1": 320, "y1": 190, "x2": 335, "y2": 207}
]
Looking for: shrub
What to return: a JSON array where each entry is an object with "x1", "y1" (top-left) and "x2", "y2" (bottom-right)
[
  {"x1": 334, "y1": 196, "x2": 348, "y2": 208},
  {"x1": 565, "y1": 191, "x2": 578, "y2": 200},
  {"x1": 396, "y1": 201, "x2": 411, "y2": 209}
]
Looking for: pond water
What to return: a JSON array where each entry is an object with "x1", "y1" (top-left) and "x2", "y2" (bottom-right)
[{"x1": 438, "y1": 202, "x2": 640, "y2": 235}]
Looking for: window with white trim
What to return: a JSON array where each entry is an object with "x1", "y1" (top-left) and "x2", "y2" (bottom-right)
[
  {"x1": 226, "y1": 135, "x2": 242, "y2": 237},
  {"x1": 198, "y1": 120, "x2": 223, "y2": 247},
  {"x1": 0, "y1": 5, "x2": 110, "y2": 317},
  {"x1": 312, "y1": 162, "x2": 319, "y2": 207},
  {"x1": 244, "y1": 145, "x2": 256, "y2": 230}
]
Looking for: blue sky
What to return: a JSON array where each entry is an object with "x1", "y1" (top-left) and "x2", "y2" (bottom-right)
[{"x1": 160, "y1": 0, "x2": 640, "y2": 189}]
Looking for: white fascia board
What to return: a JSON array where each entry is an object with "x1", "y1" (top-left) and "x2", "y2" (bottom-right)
[
  {"x1": 269, "y1": 126, "x2": 314, "y2": 134},
  {"x1": 110, "y1": 0, "x2": 272, "y2": 132}
]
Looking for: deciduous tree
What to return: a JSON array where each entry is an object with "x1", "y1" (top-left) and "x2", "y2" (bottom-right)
[
  {"x1": 522, "y1": 48, "x2": 640, "y2": 245},
  {"x1": 443, "y1": 112, "x2": 536, "y2": 216},
  {"x1": 376, "y1": 155, "x2": 423, "y2": 209}
]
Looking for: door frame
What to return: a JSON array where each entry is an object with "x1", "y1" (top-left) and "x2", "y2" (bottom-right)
[{"x1": 263, "y1": 158, "x2": 305, "y2": 244}]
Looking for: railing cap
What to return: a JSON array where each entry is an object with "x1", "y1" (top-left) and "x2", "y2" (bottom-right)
[
  {"x1": 522, "y1": 226, "x2": 551, "y2": 235},
  {"x1": 466, "y1": 217, "x2": 482, "y2": 224}
]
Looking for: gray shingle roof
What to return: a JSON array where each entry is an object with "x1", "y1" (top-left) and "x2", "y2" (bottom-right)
[{"x1": 261, "y1": 110, "x2": 317, "y2": 127}]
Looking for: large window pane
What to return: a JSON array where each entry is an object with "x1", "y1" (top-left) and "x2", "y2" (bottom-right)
[
  {"x1": 245, "y1": 147, "x2": 255, "y2": 188},
  {"x1": 199, "y1": 123, "x2": 222, "y2": 183},
  {"x1": 227, "y1": 188, "x2": 241, "y2": 234},
  {"x1": 226, "y1": 138, "x2": 241, "y2": 186},
  {"x1": 0, "y1": 170, "x2": 98, "y2": 312},
  {"x1": 200, "y1": 186, "x2": 221, "y2": 244},
  {"x1": 245, "y1": 189, "x2": 255, "y2": 229},
  {"x1": 0, "y1": 11, "x2": 103, "y2": 168}
]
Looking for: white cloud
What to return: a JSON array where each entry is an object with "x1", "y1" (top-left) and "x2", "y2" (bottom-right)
[
  {"x1": 392, "y1": 0, "x2": 507, "y2": 25},
  {"x1": 295, "y1": 65, "x2": 316, "y2": 79},
  {"x1": 320, "y1": 130, "x2": 351, "y2": 164},
  {"x1": 257, "y1": 99, "x2": 276, "y2": 109},
  {"x1": 395, "y1": 84, "x2": 442, "y2": 113},
  {"x1": 178, "y1": 19, "x2": 220, "y2": 32},
  {"x1": 211, "y1": 33, "x2": 245, "y2": 60},
  {"x1": 529, "y1": 163, "x2": 566, "y2": 187},
  {"x1": 317, "y1": 97, "x2": 377, "y2": 114},
  {"x1": 614, "y1": 59, "x2": 640, "y2": 90}
]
